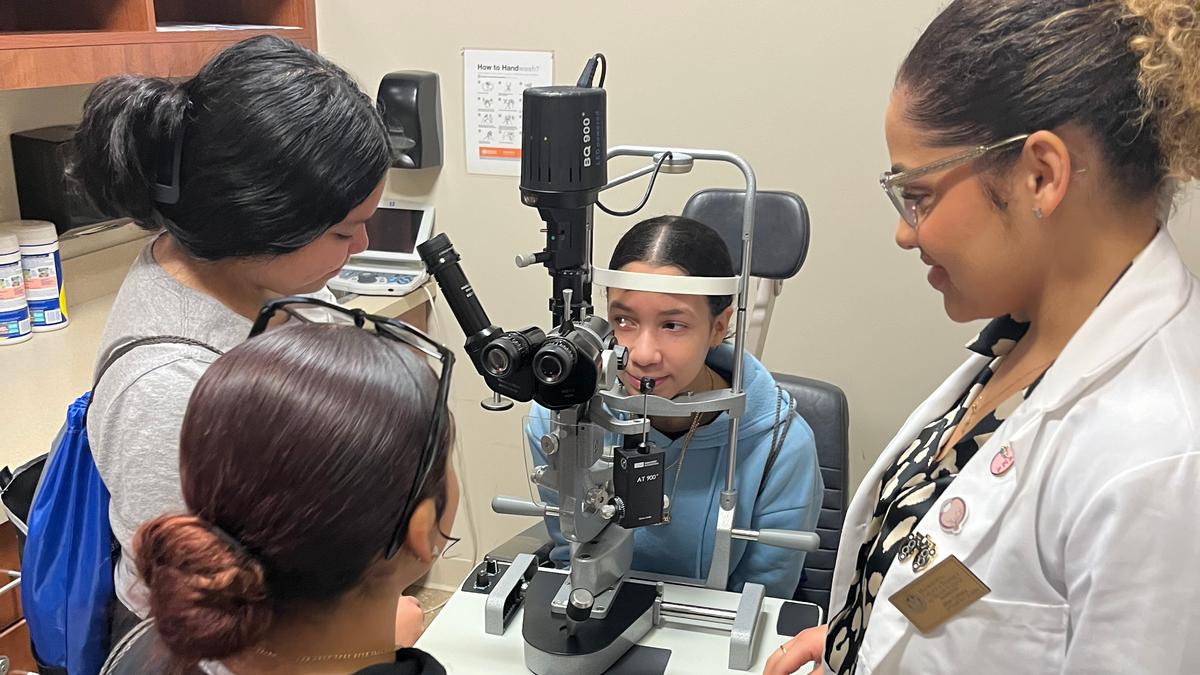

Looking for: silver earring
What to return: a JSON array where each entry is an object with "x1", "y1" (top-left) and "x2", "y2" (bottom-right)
[{"x1": 1033, "y1": 207, "x2": 1045, "y2": 219}]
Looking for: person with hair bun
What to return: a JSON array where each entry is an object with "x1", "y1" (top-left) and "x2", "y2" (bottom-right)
[
  {"x1": 71, "y1": 35, "x2": 395, "y2": 639},
  {"x1": 767, "y1": 1, "x2": 1200, "y2": 673},
  {"x1": 102, "y1": 321, "x2": 457, "y2": 675},
  {"x1": 528, "y1": 216, "x2": 824, "y2": 598}
]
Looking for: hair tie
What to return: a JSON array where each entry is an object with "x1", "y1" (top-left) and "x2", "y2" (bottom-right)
[{"x1": 209, "y1": 523, "x2": 254, "y2": 560}]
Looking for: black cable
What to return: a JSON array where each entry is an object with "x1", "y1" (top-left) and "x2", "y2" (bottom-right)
[
  {"x1": 597, "y1": 152, "x2": 671, "y2": 218},
  {"x1": 576, "y1": 53, "x2": 606, "y2": 88}
]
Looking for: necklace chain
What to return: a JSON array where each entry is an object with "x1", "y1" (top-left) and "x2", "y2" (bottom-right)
[
  {"x1": 661, "y1": 370, "x2": 793, "y2": 521},
  {"x1": 663, "y1": 368, "x2": 714, "y2": 523},
  {"x1": 964, "y1": 356, "x2": 1055, "y2": 425},
  {"x1": 254, "y1": 645, "x2": 394, "y2": 663}
]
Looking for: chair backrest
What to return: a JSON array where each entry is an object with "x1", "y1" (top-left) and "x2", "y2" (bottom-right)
[
  {"x1": 772, "y1": 373, "x2": 850, "y2": 613},
  {"x1": 681, "y1": 188, "x2": 810, "y2": 279},
  {"x1": 682, "y1": 188, "x2": 811, "y2": 357}
]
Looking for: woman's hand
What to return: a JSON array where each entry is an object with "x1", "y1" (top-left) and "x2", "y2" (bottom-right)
[
  {"x1": 763, "y1": 624, "x2": 827, "y2": 675},
  {"x1": 394, "y1": 595, "x2": 426, "y2": 647}
]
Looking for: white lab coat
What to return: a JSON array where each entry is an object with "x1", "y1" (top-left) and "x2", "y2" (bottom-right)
[{"x1": 825, "y1": 229, "x2": 1200, "y2": 674}]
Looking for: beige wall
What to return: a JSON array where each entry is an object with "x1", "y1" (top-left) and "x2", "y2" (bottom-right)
[{"x1": 316, "y1": 1, "x2": 1200, "y2": 585}]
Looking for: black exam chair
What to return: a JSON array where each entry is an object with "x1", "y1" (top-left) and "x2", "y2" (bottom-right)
[
  {"x1": 681, "y1": 188, "x2": 809, "y2": 359},
  {"x1": 773, "y1": 374, "x2": 850, "y2": 612}
]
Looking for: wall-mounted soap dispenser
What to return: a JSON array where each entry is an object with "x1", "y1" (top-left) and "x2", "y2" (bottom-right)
[{"x1": 377, "y1": 71, "x2": 443, "y2": 169}]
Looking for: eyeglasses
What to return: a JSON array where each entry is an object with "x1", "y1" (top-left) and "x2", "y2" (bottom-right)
[
  {"x1": 880, "y1": 134, "x2": 1030, "y2": 228},
  {"x1": 248, "y1": 296, "x2": 455, "y2": 560}
]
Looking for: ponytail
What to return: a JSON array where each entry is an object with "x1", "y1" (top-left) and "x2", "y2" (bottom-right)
[{"x1": 71, "y1": 75, "x2": 189, "y2": 231}]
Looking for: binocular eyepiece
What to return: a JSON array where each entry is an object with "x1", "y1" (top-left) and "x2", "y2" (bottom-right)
[
  {"x1": 533, "y1": 338, "x2": 576, "y2": 386},
  {"x1": 418, "y1": 233, "x2": 612, "y2": 410},
  {"x1": 480, "y1": 327, "x2": 546, "y2": 380}
]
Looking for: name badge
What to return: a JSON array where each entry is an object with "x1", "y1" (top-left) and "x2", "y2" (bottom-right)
[{"x1": 887, "y1": 555, "x2": 990, "y2": 634}]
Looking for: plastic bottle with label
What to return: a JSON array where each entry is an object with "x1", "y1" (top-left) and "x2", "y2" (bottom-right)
[
  {"x1": 8, "y1": 220, "x2": 69, "y2": 332},
  {"x1": 0, "y1": 229, "x2": 33, "y2": 345}
]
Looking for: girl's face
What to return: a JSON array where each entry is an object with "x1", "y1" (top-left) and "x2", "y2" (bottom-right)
[
  {"x1": 607, "y1": 262, "x2": 731, "y2": 400},
  {"x1": 248, "y1": 179, "x2": 385, "y2": 295}
]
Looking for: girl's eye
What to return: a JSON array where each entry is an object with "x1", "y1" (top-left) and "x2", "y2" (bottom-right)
[
  {"x1": 902, "y1": 192, "x2": 932, "y2": 214},
  {"x1": 663, "y1": 321, "x2": 685, "y2": 332},
  {"x1": 613, "y1": 316, "x2": 634, "y2": 329}
]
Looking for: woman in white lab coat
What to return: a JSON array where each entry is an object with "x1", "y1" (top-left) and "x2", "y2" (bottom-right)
[{"x1": 767, "y1": 1, "x2": 1200, "y2": 673}]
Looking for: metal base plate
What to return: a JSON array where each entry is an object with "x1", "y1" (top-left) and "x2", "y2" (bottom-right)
[{"x1": 522, "y1": 570, "x2": 658, "y2": 675}]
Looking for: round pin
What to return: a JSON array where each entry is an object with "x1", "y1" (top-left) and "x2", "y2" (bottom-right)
[
  {"x1": 938, "y1": 497, "x2": 968, "y2": 534},
  {"x1": 990, "y1": 444, "x2": 1015, "y2": 476}
]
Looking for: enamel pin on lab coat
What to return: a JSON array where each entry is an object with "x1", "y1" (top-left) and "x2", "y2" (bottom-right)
[
  {"x1": 898, "y1": 532, "x2": 938, "y2": 572},
  {"x1": 938, "y1": 497, "x2": 968, "y2": 534},
  {"x1": 990, "y1": 444, "x2": 1015, "y2": 476}
]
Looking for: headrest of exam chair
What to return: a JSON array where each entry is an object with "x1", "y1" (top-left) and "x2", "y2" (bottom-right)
[{"x1": 683, "y1": 189, "x2": 810, "y2": 280}]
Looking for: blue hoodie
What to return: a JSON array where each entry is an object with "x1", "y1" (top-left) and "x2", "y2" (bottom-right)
[{"x1": 526, "y1": 342, "x2": 823, "y2": 598}]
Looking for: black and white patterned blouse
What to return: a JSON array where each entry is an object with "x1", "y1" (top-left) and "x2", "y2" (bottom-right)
[{"x1": 825, "y1": 316, "x2": 1039, "y2": 674}]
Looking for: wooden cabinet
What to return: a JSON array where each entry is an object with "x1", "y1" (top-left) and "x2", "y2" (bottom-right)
[
  {"x1": 0, "y1": 521, "x2": 33, "y2": 673},
  {"x1": 0, "y1": 522, "x2": 20, "y2": 634},
  {"x1": 0, "y1": 620, "x2": 34, "y2": 675},
  {"x1": 0, "y1": 0, "x2": 317, "y2": 90}
]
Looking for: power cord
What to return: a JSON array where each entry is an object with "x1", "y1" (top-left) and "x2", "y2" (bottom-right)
[
  {"x1": 576, "y1": 52, "x2": 607, "y2": 88},
  {"x1": 597, "y1": 151, "x2": 672, "y2": 217}
]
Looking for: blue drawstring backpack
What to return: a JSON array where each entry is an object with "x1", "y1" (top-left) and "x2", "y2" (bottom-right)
[{"x1": 20, "y1": 336, "x2": 220, "y2": 675}]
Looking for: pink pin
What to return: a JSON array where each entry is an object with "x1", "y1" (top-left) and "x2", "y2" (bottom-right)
[
  {"x1": 990, "y1": 444, "x2": 1015, "y2": 476},
  {"x1": 938, "y1": 497, "x2": 968, "y2": 534}
]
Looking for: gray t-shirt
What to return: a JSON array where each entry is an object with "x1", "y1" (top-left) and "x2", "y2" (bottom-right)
[{"x1": 88, "y1": 239, "x2": 333, "y2": 616}]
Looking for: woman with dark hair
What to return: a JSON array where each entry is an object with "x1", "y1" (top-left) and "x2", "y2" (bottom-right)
[
  {"x1": 528, "y1": 215, "x2": 824, "y2": 598},
  {"x1": 102, "y1": 316, "x2": 457, "y2": 675},
  {"x1": 73, "y1": 35, "x2": 394, "y2": 632},
  {"x1": 767, "y1": 1, "x2": 1200, "y2": 673}
]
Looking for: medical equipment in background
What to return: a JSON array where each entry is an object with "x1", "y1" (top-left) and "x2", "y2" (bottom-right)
[
  {"x1": 10, "y1": 126, "x2": 110, "y2": 236},
  {"x1": 328, "y1": 200, "x2": 434, "y2": 297},
  {"x1": 418, "y1": 54, "x2": 819, "y2": 675}
]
